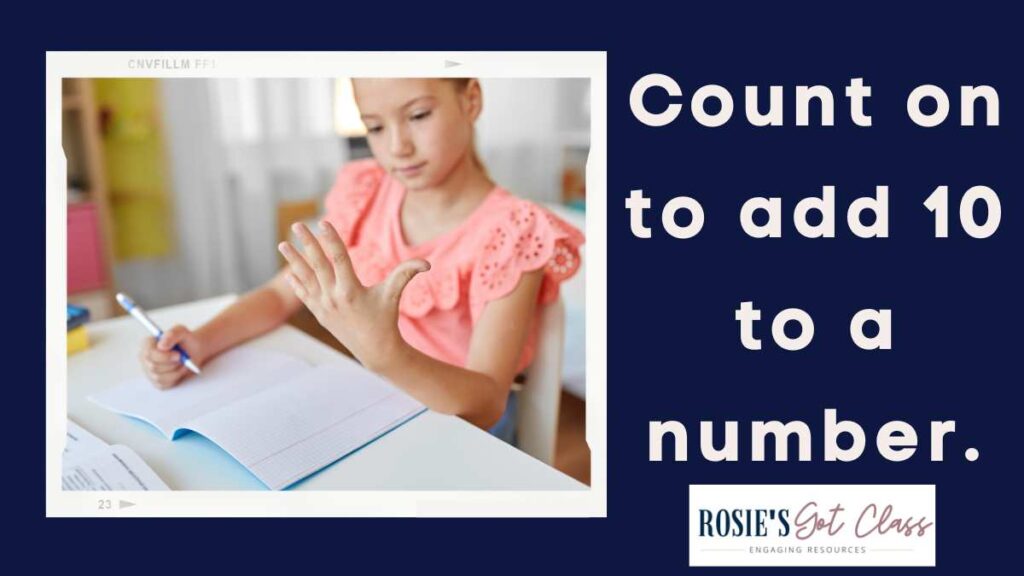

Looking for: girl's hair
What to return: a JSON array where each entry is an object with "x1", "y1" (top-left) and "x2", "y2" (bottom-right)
[{"x1": 445, "y1": 78, "x2": 488, "y2": 176}]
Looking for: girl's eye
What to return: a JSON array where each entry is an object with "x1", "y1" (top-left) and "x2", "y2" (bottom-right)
[
  {"x1": 410, "y1": 110, "x2": 432, "y2": 122},
  {"x1": 366, "y1": 125, "x2": 383, "y2": 134}
]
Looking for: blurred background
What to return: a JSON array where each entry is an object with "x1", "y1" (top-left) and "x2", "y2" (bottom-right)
[{"x1": 63, "y1": 77, "x2": 591, "y2": 482}]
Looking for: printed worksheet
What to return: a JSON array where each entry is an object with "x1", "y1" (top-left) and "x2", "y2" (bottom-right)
[{"x1": 62, "y1": 420, "x2": 169, "y2": 491}]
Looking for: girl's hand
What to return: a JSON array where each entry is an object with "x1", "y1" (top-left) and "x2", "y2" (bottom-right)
[
  {"x1": 278, "y1": 221, "x2": 429, "y2": 373},
  {"x1": 138, "y1": 325, "x2": 206, "y2": 389}
]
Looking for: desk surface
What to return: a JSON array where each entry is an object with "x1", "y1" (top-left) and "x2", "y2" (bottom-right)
[{"x1": 67, "y1": 295, "x2": 585, "y2": 491}]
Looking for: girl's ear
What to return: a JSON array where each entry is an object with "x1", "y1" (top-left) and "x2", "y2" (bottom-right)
[{"x1": 463, "y1": 79, "x2": 483, "y2": 122}]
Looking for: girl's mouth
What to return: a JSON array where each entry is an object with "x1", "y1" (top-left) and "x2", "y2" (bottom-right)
[{"x1": 395, "y1": 162, "x2": 427, "y2": 177}]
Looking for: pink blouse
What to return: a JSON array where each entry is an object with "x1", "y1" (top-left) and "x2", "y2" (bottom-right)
[{"x1": 323, "y1": 159, "x2": 585, "y2": 373}]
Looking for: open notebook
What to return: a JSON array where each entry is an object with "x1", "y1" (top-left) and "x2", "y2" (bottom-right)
[{"x1": 89, "y1": 346, "x2": 424, "y2": 490}]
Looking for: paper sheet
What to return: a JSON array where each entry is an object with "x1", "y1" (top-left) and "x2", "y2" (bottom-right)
[
  {"x1": 64, "y1": 419, "x2": 108, "y2": 466},
  {"x1": 62, "y1": 445, "x2": 170, "y2": 491}
]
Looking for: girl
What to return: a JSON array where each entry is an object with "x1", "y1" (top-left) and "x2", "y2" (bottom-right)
[{"x1": 138, "y1": 78, "x2": 584, "y2": 438}]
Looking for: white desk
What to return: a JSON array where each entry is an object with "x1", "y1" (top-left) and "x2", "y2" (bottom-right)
[{"x1": 67, "y1": 295, "x2": 585, "y2": 491}]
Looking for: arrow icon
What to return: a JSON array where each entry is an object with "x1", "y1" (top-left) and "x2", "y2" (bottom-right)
[
  {"x1": 444, "y1": 60, "x2": 461, "y2": 69},
  {"x1": 119, "y1": 500, "x2": 135, "y2": 509}
]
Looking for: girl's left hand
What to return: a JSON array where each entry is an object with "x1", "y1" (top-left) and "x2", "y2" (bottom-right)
[{"x1": 278, "y1": 221, "x2": 429, "y2": 373}]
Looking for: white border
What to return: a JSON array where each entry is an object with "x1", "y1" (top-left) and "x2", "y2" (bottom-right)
[{"x1": 46, "y1": 51, "x2": 607, "y2": 517}]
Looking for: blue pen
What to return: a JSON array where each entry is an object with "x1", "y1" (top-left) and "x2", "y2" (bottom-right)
[{"x1": 116, "y1": 292, "x2": 201, "y2": 374}]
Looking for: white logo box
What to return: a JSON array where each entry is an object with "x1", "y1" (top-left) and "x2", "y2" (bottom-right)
[{"x1": 689, "y1": 484, "x2": 936, "y2": 567}]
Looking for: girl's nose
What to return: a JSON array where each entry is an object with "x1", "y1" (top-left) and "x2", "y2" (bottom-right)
[{"x1": 389, "y1": 124, "x2": 414, "y2": 157}]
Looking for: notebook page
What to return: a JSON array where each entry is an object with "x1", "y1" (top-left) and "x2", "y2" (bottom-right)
[
  {"x1": 89, "y1": 347, "x2": 309, "y2": 437},
  {"x1": 186, "y1": 360, "x2": 424, "y2": 490}
]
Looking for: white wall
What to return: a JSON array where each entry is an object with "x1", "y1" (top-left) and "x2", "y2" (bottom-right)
[{"x1": 476, "y1": 78, "x2": 590, "y2": 203}]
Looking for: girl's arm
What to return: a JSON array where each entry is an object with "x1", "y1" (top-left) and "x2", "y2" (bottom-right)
[
  {"x1": 139, "y1": 270, "x2": 303, "y2": 388},
  {"x1": 375, "y1": 269, "x2": 544, "y2": 429},
  {"x1": 279, "y1": 221, "x2": 543, "y2": 429},
  {"x1": 193, "y1": 270, "x2": 304, "y2": 361}
]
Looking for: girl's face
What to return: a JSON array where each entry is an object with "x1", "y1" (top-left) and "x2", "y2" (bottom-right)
[{"x1": 352, "y1": 78, "x2": 481, "y2": 191}]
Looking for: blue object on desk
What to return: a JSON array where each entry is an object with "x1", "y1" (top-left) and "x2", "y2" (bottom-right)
[{"x1": 67, "y1": 304, "x2": 91, "y2": 331}]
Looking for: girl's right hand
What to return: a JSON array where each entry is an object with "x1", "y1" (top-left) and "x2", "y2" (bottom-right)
[{"x1": 138, "y1": 325, "x2": 205, "y2": 389}]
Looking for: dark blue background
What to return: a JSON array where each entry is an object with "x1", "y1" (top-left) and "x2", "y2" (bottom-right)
[{"x1": 17, "y1": 2, "x2": 1019, "y2": 573}]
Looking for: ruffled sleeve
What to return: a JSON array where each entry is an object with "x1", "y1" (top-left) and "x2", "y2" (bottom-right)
[
  {"x1": 322, "y1": 158, "x2": 386, "y2": 246},
  {"x1": 469, "y1": 200, "x2": 585, "y2": 323}
]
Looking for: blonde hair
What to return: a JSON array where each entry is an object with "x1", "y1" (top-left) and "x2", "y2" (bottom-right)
[{"x1": 446, "y1": 78, "x2": 488, "y2": 176}]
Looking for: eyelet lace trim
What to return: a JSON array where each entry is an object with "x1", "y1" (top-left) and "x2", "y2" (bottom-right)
[{"x1": 468, "y1": 202, "x2": 584, "y2": 323}]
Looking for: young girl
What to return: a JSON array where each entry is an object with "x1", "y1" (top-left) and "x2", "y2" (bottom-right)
[{"x1": 138, "y1": 78, "x2": 584, "y2": 438}]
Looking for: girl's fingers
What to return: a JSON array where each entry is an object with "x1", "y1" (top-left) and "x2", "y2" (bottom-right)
[
  {"x1": 174, "y1": 365, "x2": 190, "y2": 380},
  {"x1": 382, "y1": 259, "x2": 431, "y2": 305},
  {"x1": 148, "y1": 359, "x2": 183, "y2": 374},
  {"x1": 293, "y1": 222, "x2": 335, "y2": 289},
  {"x1": 140, "y1": 338, "x2": 156, "y2": 362},
  {"x1": 157, "y1": 325, "x2": 188, "y2": 351},
  {"x1": 318, "y1": 220, "x2": 360, "y2": 291},
  {"x1": 141, "y1": 338, "x2": 179, "y2": 373},
  {"x1": 285, "y1": 272, "x2": 307, "y2": 300},
  {"x1": 278, "y1": 241, "x2": 319, "y2": 295},
  {"x1": 148, "y1": 347, "x2": 180, "y2": 363},
  {"x1": 154, "y1": 366, "x2": 189, "y2": 389},
  {"x1": 149, "y1": 369, "x2": 173, "y2": 388}
]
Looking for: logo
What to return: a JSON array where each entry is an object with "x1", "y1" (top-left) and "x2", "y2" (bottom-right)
[{"x1": 689, "y1": 485, "x2": 936, "y2": 567}]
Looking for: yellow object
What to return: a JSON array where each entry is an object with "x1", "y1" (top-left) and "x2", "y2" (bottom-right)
[
  {"x1": 68, "y1": 326, "x2": 90, "y2": 355},
  {"x1": 95, "y1": 79, "x2": 173, "y2": 260}
]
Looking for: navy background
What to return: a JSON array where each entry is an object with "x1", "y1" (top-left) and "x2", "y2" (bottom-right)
[{"x1": 16, "y1": 2, "x2": 1020, "y2": 573}]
